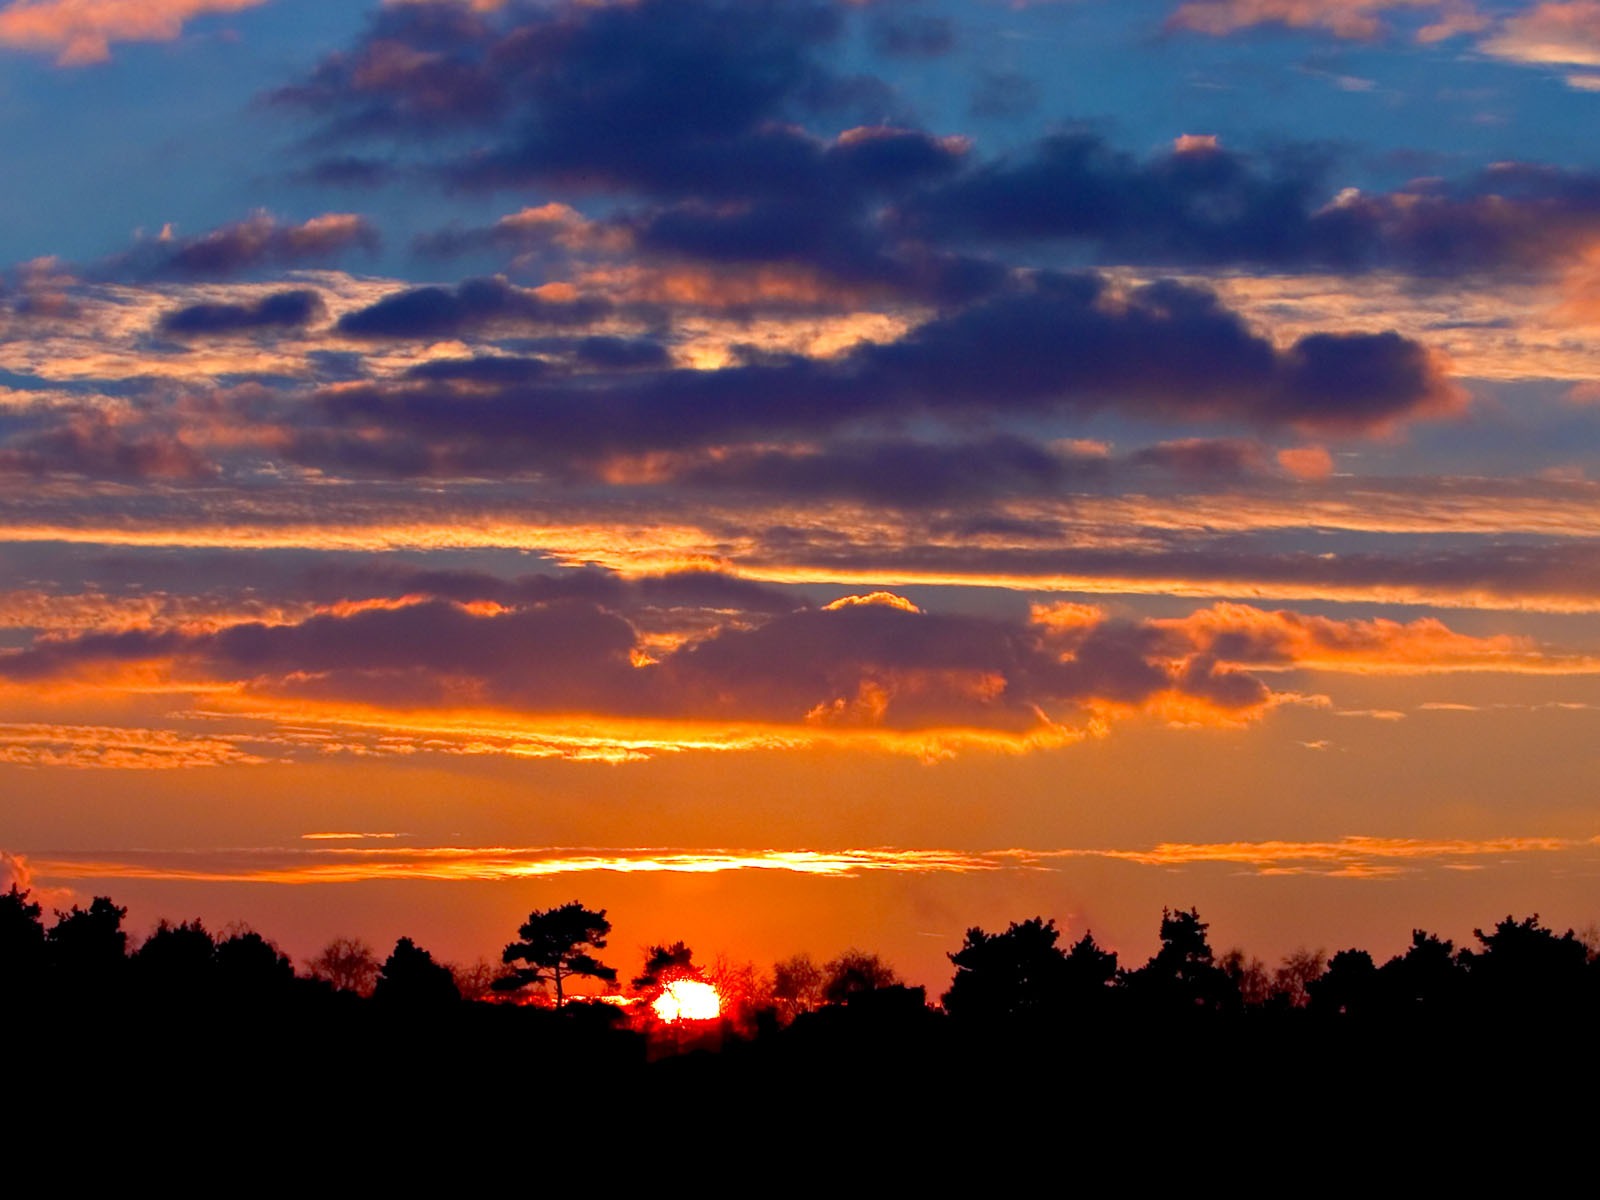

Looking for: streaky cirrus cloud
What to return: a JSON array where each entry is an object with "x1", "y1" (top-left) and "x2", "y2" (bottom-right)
[
  {"x1": 0, "y1": 722, "x2": 270, "y2": 769},
  {"x1": 16, "y1": 833, "x2": 1596, "y2": 886},
  {"x1": 0, "y1": 0, "x2": 268, "y2": 66}
]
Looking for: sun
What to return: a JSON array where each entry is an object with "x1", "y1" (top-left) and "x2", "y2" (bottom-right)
[{"x1": 652, "y1": 979, "x2": 721, "y2": 1022}]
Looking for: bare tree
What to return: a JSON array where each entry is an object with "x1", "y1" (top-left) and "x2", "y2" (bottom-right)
[
  {"x1": 309, "y1": 935, "x2": 380, "y2": 996},
  {"x1": 1273, "y1": 948, "x2": 1326, "y2": 1008},
  {"x1": 449, "y1": 957, "x2": 502, "y2": 1002},
  {"x1": 1219, "y1": 948, "x2": 1272, "y2": 1007},
  {"x1": 771, "y1": 953, "x2": 824, "y2": 1023}
]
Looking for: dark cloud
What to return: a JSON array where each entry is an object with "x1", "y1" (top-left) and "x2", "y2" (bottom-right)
[
  {"x1": 335, "y1": 277, "x2": 610, "y2": 339},
  {"x1": 270, "y1": 0, "x2": 1600, "y2": 285},
  {"x1": 158, "y1": 290, "x2": 324, "y2": 336},
  {"x1": 574, "y1": 337, "x2": 671, "y2": 370},
  {"x1": 100, "y1": 213, "x2": 380, "y2": 281},
  {"x1": 402, "y1": 355, "x2": 551, "y2": 385},
  {"x1": 675, "y1": 437, "x2": 1107, "y2": 506},
  {"x1": 903, "y1": 134, "x2": 1600, "y2": 276},
  {"x1": 283, "y1": 271, "x2": 1454, "y2": 477},
  {"x1": 899, "y1": 132, "x2": 1359, "y2": 266},
  {"x1": 278, "y1": 0, "x2": 857, "y2": 200}
]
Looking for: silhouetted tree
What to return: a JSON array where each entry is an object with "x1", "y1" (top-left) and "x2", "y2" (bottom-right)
[
  {"x1": 373, "y1": 937, "x2": 460, "y2": 1008},
  {"x1": 216, "y1": 930, "x2": 294, "y2": 994},
  {"x1": 1061, "y1": 932, "x2": 1119, "y2": 995},
  {"x1": 633, "y1": 941, "x2": 697, "y2": 994},
  {"x1": 133, "y1": 919, "x2": 217, "y2": 994},
  {"x1": 497, "y1": 901, "x2": 617, "y2": 1006},
  {"x1": 0, "y1": 886, "x2": 45, "y2": 978},
  {"x1": 309, "y1": 936, "x2": 380, "y2": 995},
  {"x1": 1465, "y1": 914, "x2": 1589, "y2": 1013},
  {"x1": 47, "y1": 897, "x2": 128, "y2": 987},
  {"x1": 1379, "y1": 930, "x2": 1464, "y2": 1014},
  {"x1": 771, "y1": 953, "x2": 825, "y2": 1024},
  {"x1": 1126, "y1": 907, "x2": 1237, "y2": 1014},
  {"x1": 822, "y1": 949, "x2": 899, "y2": 1005},
  {"x1": 944, "y1": 916, "x2": 1072, "y2": 1022},
  {"x1": 1309, "y1": 948, "x2": 1380, "y2": 1016}
]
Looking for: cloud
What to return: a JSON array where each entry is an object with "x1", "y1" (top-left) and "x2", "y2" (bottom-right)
[
  {"x1": 1481, "y1": 1, "x2": 1600, "y2": 68},
  {"x1": 0, "y1": 407, "x2": 213, "y2": 480},
  {"x1": 413, "y1": 203, "x2": 633, "y2": 259},
  {"x1": 1154, "y1": 602, "x2": 1597, "y2": 673},
  {"x1": 158, "y1": 289, "x2": 324, "y2": 336},
  {"x1": 0, "y1": 590, "x2": 1287, "y2": 739},
  {"x1": 275, "y1": 0, "x2": 898, "y2": 203},
  {"x1": 283, "y1": 272, "x2": 1458, "y2": 480},
  {"x1": 5, "y1": 584, "x2": 1588, "y2": 763},
  {"x1": 334, "y1": 276, "x2": 610, "y2": 339},
  {"x1": 103, "y1": 213, "x2": 379, "y2": 280},
  {"x1": 1166, "y1": 0, "x2": 1482, "y2": 41},
  {"x1": 903, "y1": 135, "x2": 1600, "y2": 278},
  {"x1": 0, "y1": 0, "x2": 268, "y2": 65},
  {"x1": 21, "y1": 833, "x2": 1596, "y2": 885},
  {"x1": 0, "y1": 722, "x2": 270, "y2": 768}
]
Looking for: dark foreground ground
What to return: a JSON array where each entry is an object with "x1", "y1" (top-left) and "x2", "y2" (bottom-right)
[{"x1": 11, "y1": 986, "x2": 1594, "y2": 1182}]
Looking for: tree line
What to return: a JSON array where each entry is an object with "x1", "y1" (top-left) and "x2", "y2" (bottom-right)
[
  {"x1": 11, "y1": 883, "x2": 1600, "y2": 1158},
  {"x1": 5, "y1": 886, "x2": 1597, "y2": 1029}
]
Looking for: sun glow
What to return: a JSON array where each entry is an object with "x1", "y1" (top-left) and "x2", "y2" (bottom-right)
[{"x1": 652, "y1": 979, "x2": 721, "y2": 1023}]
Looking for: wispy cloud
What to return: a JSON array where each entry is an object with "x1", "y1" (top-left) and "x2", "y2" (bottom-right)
[
  {"x1": 21, "y1": 833, "x2": 1597, "y2": 886},
  {"x1": 0, "y1": 0, "x2": 269, "y2": 66}
]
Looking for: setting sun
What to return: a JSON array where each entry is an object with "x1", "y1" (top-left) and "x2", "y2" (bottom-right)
[{"x1": 652, "y1": 980, "x2": 722, "y2": 1023}]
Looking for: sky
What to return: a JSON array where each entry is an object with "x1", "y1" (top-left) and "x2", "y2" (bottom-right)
[{"x1": 3, "y1": 0, "x2": 1600, "y2": 989}]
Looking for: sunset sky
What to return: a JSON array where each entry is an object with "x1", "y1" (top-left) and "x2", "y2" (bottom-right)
[{"x1": 3, "y1": 0, "x2": 1600, "y2": 988}]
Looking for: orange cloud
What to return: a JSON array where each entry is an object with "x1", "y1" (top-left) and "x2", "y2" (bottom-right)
[
  {"x1": 821, "y1": 592, "x2": 921, "y2": 613},
  {"x1": 1159, "y1": 602, "x2": 1598, "y2": 673},
  {"x1": 0, "y1": 0, "x2": 269, "y2": 66},
  {"x1": 1051, "y1": 834, "x2": 1589, "y2": 876},
  {"x1": 0, "y1": 721, "x2": 269, "y2": 768},
  {"x1": 1275, "y1": 445, "x2": 1334, "y2": 479}
]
